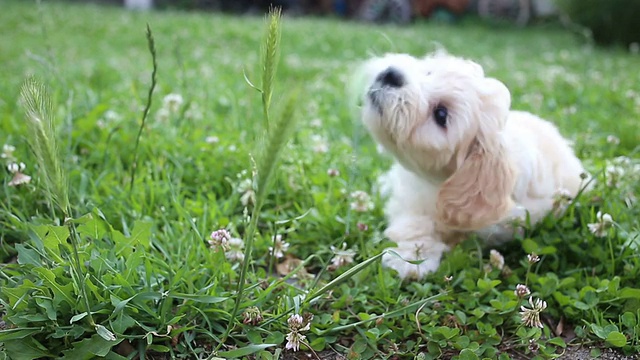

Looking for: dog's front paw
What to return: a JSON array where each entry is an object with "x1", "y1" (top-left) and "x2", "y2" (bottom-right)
[{"x1": 381, "y1": 241, "x2": 449, "y2": 280}]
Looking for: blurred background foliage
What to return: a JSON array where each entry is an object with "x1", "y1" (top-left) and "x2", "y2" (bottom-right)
[{"x1": 59, "y1": 0, "x2": 640, "y2": 48}]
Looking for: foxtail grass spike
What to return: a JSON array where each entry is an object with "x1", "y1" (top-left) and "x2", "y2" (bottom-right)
[
  {"x1": 260, "y1": 7, "x2": 282, "y2": 130},
  {"x1": 256, "y1": 93, "x2": 296, "y2": 193},
  {"x1": 20, "y1": 77, "x2": 69, "y2": 212}
]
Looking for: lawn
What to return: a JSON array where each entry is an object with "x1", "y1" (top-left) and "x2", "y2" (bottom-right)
[{"x1": 1, "y1": 1, "x2": 639, "y2": 359}]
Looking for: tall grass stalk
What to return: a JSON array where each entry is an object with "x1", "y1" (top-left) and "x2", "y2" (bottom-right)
[
  {"x1": 129, "y1": 24, "x2": 158, "y2": 193},
  {"x1": 219, "y1": 9, "x2": 295, "y2": 347},
  {"x1": 19, "y1": 78, "x2": 97, "y2": 329}
]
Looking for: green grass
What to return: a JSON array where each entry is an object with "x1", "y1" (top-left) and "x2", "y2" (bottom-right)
[{"x1": 1, "y1": 1, "x2": 640, "y2": 359}]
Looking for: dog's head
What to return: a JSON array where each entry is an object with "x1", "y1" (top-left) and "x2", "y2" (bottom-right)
[{"x1": 359, "y1": 52, "x2": 516, "y2": 230}]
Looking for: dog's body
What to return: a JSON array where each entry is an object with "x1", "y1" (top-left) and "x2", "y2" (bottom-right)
[{"x1": 358, "y1": 52, "x2": 588, "y2": 279}]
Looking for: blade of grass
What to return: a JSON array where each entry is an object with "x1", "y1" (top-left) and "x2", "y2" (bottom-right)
[
  {"x1": 302, "y1": 251, "x2": 385, "y2": 307},
  {"x1": 315, "y1": 292, "x2": 445, "y2": 335}
]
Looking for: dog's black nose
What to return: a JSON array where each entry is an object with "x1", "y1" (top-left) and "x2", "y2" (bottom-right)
[{"x1": 376, "y1": 67, "x2": 404, "y2": 88}]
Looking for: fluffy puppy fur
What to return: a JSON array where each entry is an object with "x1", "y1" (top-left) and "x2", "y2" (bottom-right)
[{"x1": 358, "y1": 52, "x2": 588, "y2": 279}]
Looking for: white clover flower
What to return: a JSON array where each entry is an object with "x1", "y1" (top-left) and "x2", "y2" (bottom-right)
[
  {"x1": 1, "y1": 144, "x2": 16, "y2": 160},
  {"x1": 8, "y1": 172, "x2": 31, "y2": 187},
  {"x1": 163, "y1": 93, "x2": 184, "y2": 113},
  {"x1": 285, "y1": 313, "x2": 313, "y2": 352},
  {"x1": 310, "y1": 134, "x2": 329, "y2": 154},
  {"x1": 310, "y1": 118, "x2": 323, "y2": 128},
  {"x1": 237, "y1": 178, "x2": 256, "y2": 206},
  {"x1": 269, "y1": 234, "x2": 290, "y2": 259},
  {"x1": 2, "y1": 144, "x2": 15, "y2": 153},
  {"x1": 96, "y1": 110, "x2": 122, "y2": 129},
  {"x1": 100, "y1": 110, "x2": 121, "y2": 126},
  {"x1": 105, "y1": 109, "x2": 120, "y2": 120},
  {"x1": 587, "y1": 211, "x2": 613, "y2": 238},
  {"x1": 514, "y1": 284, "x2": 531, "y2": 298},
  {"x1": 553, "y1": 188, "x2": 572, "y2": 199},
  {"x1": 7, "y1": 162, "x2": 19, "y2": 174},
  {"x1": 225, "y1": 237, "x2": 245, "y2": 262},
  {"x1": 155, "y1": 108, "x2": 170, "y2": 123},
  {"x1": 606, "y1": 135, "x2": 620, "y2": 145},
  {"x1": 563, "y1": 105, "x2": 577, "y2": 115},
  {"x1": 205, "y1": 136, "x2": 219, "y2": 144},
  {"x1": 519, "y1": 297, "x2": 547, "y2": 328},
  {"x1": 552, "y1": 187, "x2": 572, "y2": 205},
  {"x1": 613, "y1": 156, "x2": 631, "y2": 166},
  {"x1": 527, "y1": 253, "x2": 540, "y2": 264},
  {"x1": 327, "y1": 168, "x2": 340, "y2": 177},
  {"x1": 330, "y1": 242, "x2": 356, "y2": 268},
  {"x1": 349, "y1": 190, "x2": 374, "y2": 212},
  {"x1": 552, "y1": 188, "x2": 573, "y2": 217},
  {"x1": 489, "y1": 249, "x2": 504, "y2": 270},
  {"x1": 185, "y1": 103, "x2": 203, "y2": 120},
  {"x1": 208, "y1": 229, "x2": 231, "y2": 251},
  {"x1": 285, "y1": 331, "x2": 306, "y2": 352},
  {"x1": 287, "y1": 314, "x2": 306, "y2": 331},
  {"x1": 6, "y1": 162, "x2": 30, "y2": 187},
  {"x1": 242, "y1": 306, "x2": 263, "y2": 325},
  {"x1": 605, "y1": 165, "x2": 625, "y2": 187}
]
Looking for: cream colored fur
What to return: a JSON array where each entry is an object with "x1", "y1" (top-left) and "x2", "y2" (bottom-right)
[{"x1": 359, "y1": 52, "x2": 588, "y2": 279}]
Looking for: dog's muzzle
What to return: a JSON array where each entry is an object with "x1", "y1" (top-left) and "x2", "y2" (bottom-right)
[
  {"x1": 367, "y1": 88, "x2": 385, "y2": 116},
  {"x1": 376, "y1": 67, "x2": 405, "y2": 88},
  {"x1": 367, "y1": 67, "x2": 405, "y2": 115}
]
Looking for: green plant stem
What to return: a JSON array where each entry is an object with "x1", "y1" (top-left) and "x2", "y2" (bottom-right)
[
  {"x1": 525, "y1": 263, "x2": 532, "y2": 287},
  {"x1": 65, "y1": 211, "x2": 96, "y2": 327},
  {"x1": 267, "y1": 231, "x2": 276, "y2": 277},
  {"x1": 219, "y1": 198, "x2": 264, "y2": 345},
  {"x1": 261, "y1": 94, "x2": 270, "y2": 133},
  {"x1": 130, "y1": 24, "x2": 157, "y2": 194}
]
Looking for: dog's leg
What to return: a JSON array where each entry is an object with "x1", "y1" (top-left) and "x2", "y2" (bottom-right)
[
  {"x1": 382, "y1": 215, "x2": 450, "y2": 280},
  {"x1": 378, "y1": 164, "x2": 452, "y2": 279}
]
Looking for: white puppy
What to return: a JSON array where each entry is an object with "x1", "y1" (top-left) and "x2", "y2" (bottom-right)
[{"x1": 358, "y1": 52, "x2": 588, "y2": 279}]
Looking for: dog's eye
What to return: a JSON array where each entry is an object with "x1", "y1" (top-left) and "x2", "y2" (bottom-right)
[{"x1": 433, "y1": 105, "x2": 448, "y2": 128}]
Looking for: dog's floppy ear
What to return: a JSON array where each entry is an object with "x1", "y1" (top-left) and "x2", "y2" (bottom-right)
[{"x1": 436, "y1": 78, "x2": 515, "y2": 230}]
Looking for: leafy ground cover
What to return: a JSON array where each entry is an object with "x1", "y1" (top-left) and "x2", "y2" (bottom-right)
[{"x1": 1, "y1": 1, "x2": 639, "y2": 359}]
